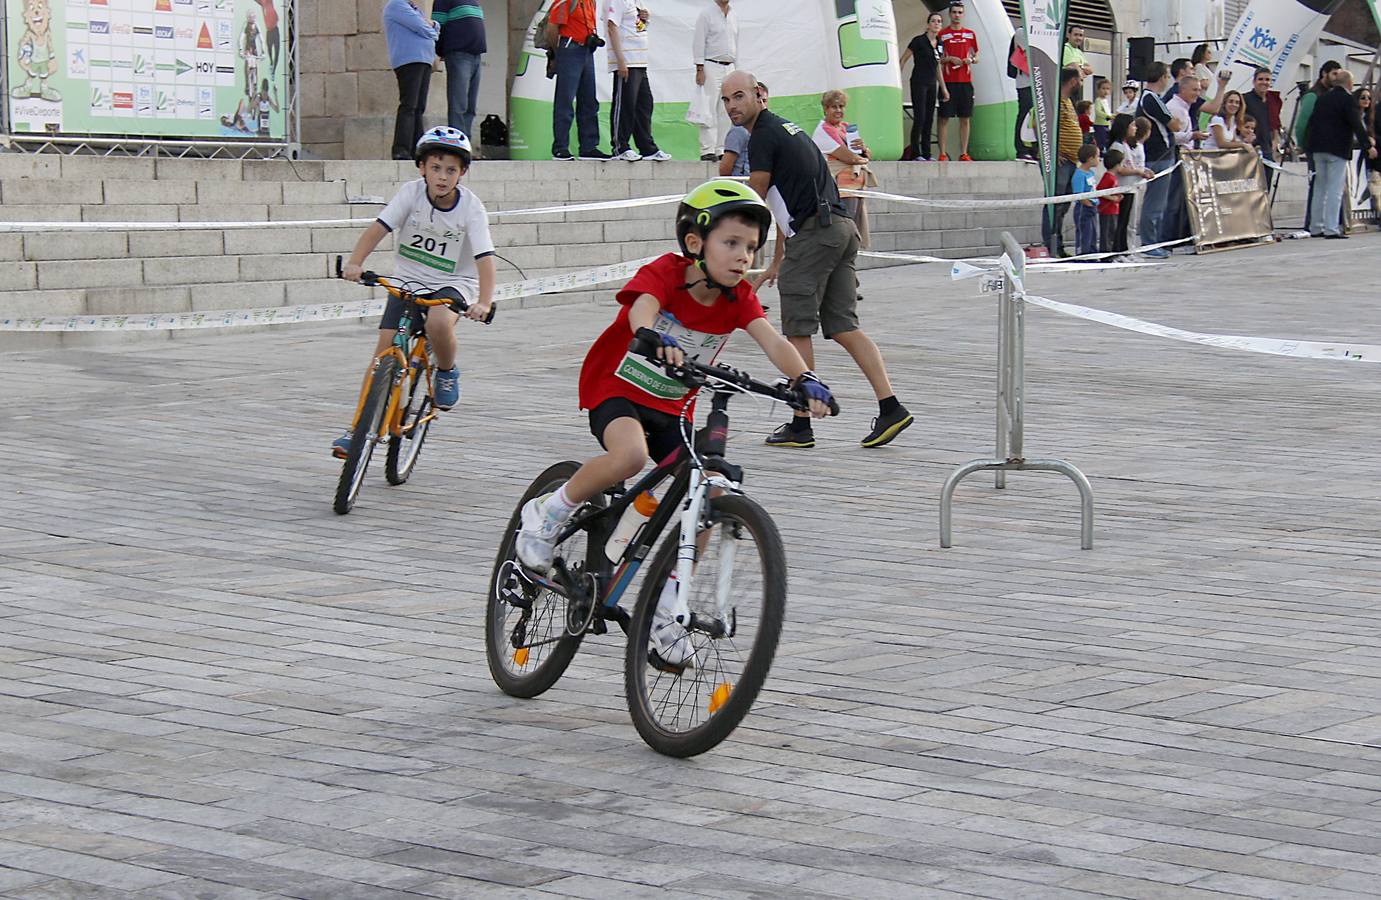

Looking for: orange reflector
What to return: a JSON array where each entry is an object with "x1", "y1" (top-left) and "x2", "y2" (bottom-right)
[
  {"x1": 709, "y1": 682, "x2": 731, "y2": 714},
  {"x1": 514, "y1": 648, "x2": 530, "y2": 666}
]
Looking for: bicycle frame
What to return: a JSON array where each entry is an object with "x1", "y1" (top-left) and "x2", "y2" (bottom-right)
[
  {"x1": 558, "y1": 389, "x2": 743, "y2": 630},
  {"x1": 345, "y1": 292, "x2": 445, "y2": 440}
]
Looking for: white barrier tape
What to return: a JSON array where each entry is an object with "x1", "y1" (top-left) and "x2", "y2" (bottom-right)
[
  {"x1": 0, "y1": 194, "x2": 683, "y2": 234},
  {"x1": 846, "y1": 163, "x2": 1180, "y2": 210},
  {"x1": 0, "y1": 254, "x2": 664, "y2": 332},
  {"x1": 1021, "y1": 292, "x2": 1381, "y2": 363},
  {"x1": 1261, "y1": 158, "x2": 1308, "y2": 177},
  {"x1": 997, "y1": 264, "x2": 1381, "y2": 363},
  {"x1": 859, "y1": 250, "x2": 953, "y2": 264}
]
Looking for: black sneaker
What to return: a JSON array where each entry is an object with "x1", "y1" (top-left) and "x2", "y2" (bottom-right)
[
  {"x1": 700, "y1": 153, "x2": 718, "y2": 161},
  {"x1": 765, "y1": 422, "x2": 815, "y2": 449},
  {"x1": 578, "y1": 149, "x2": 613, "y2": 160},
  {"x1": 861, "y1": 406, "x2": 913, "y2": 448},
  {"x1": 552, "y1": 149, "x2": 574, "y2": 160}
]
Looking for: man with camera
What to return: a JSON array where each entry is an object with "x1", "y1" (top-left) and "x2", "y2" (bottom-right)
[{"x1": 546, "y1": 0, "x2": 611, "y2": 160}]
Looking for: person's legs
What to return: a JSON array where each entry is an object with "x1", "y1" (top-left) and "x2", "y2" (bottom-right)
[
  {"x1": 1115, "y1": 193, "x2": 1133, "y2": 251},
  {"x1": 1139, "y1": 158, "x2": 1172, "y2": 251},
  {"x1": 461, "y1": 52, "x2": 481, "y2": 139},
  {"x1": 412, "y1": 63, "x2": 430, "y2": 152},
  {"x1": 908, "y1": 81, "x2": 923, "y2": 156},
  {"x1": 266, "y1": 27, "x2": 280, "y2": 76},
  {"x1": 575, "y1": 47, "x2": 601, "y2": 155},
  {"x1": 609, "y1": 72, "x2": 630, "y2": 154},
  {"x1": 937, "y1": 115, "x2": 949, "y2": 158},
  {"x1": 392, "y1": 63, "x2": 428, "y2": 159},
  {"x1": 1305, "y1": 151, "x2": 1321, "y2": 233},
  {"x1": 958, "y1": 115, "x2": 971, "y2": 157},
  {"x1": 1161, "y1": 166, "x2": 1186, "y2": 244},
  {"x1": 423, "y1": 306, "x2": 460, "y2": 371},
  {"x1": 917, "y1": 84, "x2": 936, "y2": 158},
  {"x1": 444, "y1": 52, "x2": 468, "y2": 132},
  {"x1": 1015, "y1": 85, "x2": 1033, "y2": 156},
  {"x1": 1042, "y1": 160, "x2": 1074, "y2": 254},
  {"x1": 551, "y1": 42, "x2": 582, "y2": 155},
  {"x1": 712, "y1": 64, "x2": 732, "y2": 155},
  {"x1": 1317, "y1": 153, "x2": 1347, "y2": 236},
  {"x1": 630, "y1": 68, "x2": 659, "y2": 155}
]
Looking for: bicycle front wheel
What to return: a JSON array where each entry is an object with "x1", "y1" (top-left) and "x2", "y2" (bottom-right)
[
  {"x1": 486, "y1": 461, "x2": 602, "y2": 698},
  {"x1": 624, "y1": 493, "x2": 786, "y2": 757},
  {"x1": 385, "y1": 357, "x2": 432, "y2": 485},
  {"x1": 333, "y1": 356, "x2": 397, "y2": 515}
]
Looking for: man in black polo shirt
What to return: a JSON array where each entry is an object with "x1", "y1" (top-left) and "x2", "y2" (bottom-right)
[{"x1": 721, "y1": 70, "x2": 911, "y2": 449}]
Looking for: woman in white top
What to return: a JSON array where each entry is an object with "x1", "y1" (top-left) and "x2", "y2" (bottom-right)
[
  {"x1": 1203, "y1": 90, "x2": 1250, "y2": 150},
  {"x1": 1108, "y1": 114, "x2": 1152, "y2": 253}
]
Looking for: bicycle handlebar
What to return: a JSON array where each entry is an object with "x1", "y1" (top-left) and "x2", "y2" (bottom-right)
[
  {"x1": 334, "y1": 255, "x2": 496, "y2": 324},
  {"x1": 628, "y1": 335, "x2": 840, "y2": 417}
]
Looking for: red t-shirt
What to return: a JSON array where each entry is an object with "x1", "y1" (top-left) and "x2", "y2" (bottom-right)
[
  {"x1": 1096, "y1": 171, "x2": 1120, "y2": 215},
  {"x1": 1077, "y1": 113, "x2": 1093, "y2": 133},
  {"x1": 578, "y1": 253, "x2": 767, "y2": 417},
  {"x1": 550, "y1": 0, "x2": 598, "y2": 44},
  {"x1": 938, "y1": 27, "x2": 977, "y2": 83}
]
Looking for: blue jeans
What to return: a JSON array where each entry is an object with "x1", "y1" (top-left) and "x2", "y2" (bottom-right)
[
  {"x1": 1310, "y1": 153, "x2": 1348, "y2": 237},
  {"x1": 444, "y1": 51, "x2": 481, "y2": 139},
  {"x1": 1074, "y1": 203, "x2": 1098, "y2": 255},
  {"x1": 552, "y1": 40, "x2": 600, "y2": 156},
  {"x1": 1139, "y1": 157, "x2": 1175, "y2": 249},
  {"x1": 1040, "y1": 160, "x2": 1075, "y2": 254}
]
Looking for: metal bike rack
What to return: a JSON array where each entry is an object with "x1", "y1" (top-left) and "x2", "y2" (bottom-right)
[{"x1": 939, "y1": 232, "x2": 1094, "y2": 550}]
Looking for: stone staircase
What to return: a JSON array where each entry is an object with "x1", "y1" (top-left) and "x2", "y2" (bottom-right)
[{"x1": 0, "y1": 155, "x2": 1306, "y2": 350}]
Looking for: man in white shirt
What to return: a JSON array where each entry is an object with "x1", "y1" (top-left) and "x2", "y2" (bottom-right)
[
  {"x1": 1164, "y1": 74, "x2": 1208, "y2": 246},
  {"x1": 691, "y1": 0, "x2": 738, "y2": 160},
  {"x1": 607, "y1": 0, "x2": 671, "y2": 160}
]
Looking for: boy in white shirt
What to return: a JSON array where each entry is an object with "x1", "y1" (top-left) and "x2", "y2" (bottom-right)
[{"x1": 333, "y1": 126, "x2": 496, "y2": 456}]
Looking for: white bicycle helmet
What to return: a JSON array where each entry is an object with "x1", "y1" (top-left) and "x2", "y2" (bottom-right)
[{"x1": 415, "y1": 126, "x2": 473, "y2": 164}]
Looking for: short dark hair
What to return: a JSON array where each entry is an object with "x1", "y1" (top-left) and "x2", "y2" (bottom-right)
[
  {"x1": 1144, "y1": 61, "x2": 1167, "y2": 84},
  {"x1": 1078, "y1": 142, "x2": 1099, "y2": 163},
  {"x1": 1103, "y1": 147, "x2": 1124, "y2": 170},
  {"x1": 1076, "y1": 99, "x2": 1093, "y2": 113},
  {"x1": 1241, "y1": 114, "x2": 1258, "y2": 127},
  {"x1": 1171, "y1": 58, "x2": 1192, "y2": 78},
  {"x1": 1254, "y1": 66, "x2": 1271, "y2": 79},
  {"x1": 1061, "y1": 66, "x2": 1080, "y2": 87}
]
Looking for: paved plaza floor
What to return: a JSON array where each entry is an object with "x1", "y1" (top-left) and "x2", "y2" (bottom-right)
[{"x1": 2, "y1": 235, "x2": 1380, "y2": 898}]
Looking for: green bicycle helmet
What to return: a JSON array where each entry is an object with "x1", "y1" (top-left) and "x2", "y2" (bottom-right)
[{"x1": 675, "y1": 179, "x2": 774, "y2": 259}]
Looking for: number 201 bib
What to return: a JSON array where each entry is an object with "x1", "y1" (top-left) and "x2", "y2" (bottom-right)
[
  {"x1": 398, "y1": 215, "x2": 465, "y2": 275},
  {"x1": 615, "y1": 311, "x2": 730, "y2": 400}
]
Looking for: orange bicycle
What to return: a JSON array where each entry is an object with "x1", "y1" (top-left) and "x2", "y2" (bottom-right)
[{"x1": 332, "y1": 256, "x2": 495, "y2": 515}]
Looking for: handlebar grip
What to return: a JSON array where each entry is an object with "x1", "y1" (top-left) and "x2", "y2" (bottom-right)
[
  {"x1": 360, "y1": 270, "x2": 380, "y2": 286},
  {"x1": 483, "y1": 304, "x2": 497, "y2": 325}
]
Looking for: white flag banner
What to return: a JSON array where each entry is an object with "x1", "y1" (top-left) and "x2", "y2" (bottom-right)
[{"x1": 1220, "y1": 0, "x2": 1343, "y2": 93}]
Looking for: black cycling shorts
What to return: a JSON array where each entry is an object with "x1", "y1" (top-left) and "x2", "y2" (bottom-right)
[
  {"x1": 940, "y1": 82, "x2": 975, "y2": 118},
  {"x1": 378, "y1": 286, "x2": 466, "y2": 333},
  {"x1": 588, "y1": 397, "x2": 686, "y2": 464}
]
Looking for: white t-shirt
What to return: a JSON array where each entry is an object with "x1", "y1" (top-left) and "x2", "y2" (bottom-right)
[
  {"x1": 377, "y1": 179, "x2": 494, "y2": 298},
  {"x1": 1203, "y1": 115, "x2": 1236, "y2": 150},
  {"x1": 606, "y1": 0, "x2": 648, "y2": 71},
  {"x1": 1110, "y1": 140, "x2": 1144, "y2": 187}
]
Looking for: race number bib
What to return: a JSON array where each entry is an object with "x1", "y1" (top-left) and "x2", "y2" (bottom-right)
[
  {"x1": 614, "y1": 312, "x2": 729, "y2": 400},
  {"x1": 398, "y1": 216, "x2": 465, "y2": 274}
]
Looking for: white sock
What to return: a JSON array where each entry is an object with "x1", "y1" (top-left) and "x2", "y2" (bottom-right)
[{"x1": 540, "y1": 484, "x2": 579, "y2": 525}]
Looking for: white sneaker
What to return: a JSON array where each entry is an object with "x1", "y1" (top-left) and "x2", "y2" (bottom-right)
[
  {"x1": 516, "y1": 497, "x2": 561, "y2": 573},
  {"x1": 649, "y1": 577, "x2": 696, "y2": 670},
  {"x1": 616, "y1": 148, "x2": 641, "y2": 162},
  {"x1": 642, "y1": 150, "x2": 673, "y2": 161}
]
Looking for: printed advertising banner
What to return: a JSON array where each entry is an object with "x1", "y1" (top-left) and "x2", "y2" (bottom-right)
[
  {"x1": 4, "y1": 0, "x2": 288, "y2": 140},
  {"x1": 1018, "y1": 0, "x2": 1066, "y2": 205},
  {"x1": 1219, "y1": 0, "x2": 1344, "y2": 94},
  {"x1": 510, "y1": 0, "x2": 902, "y2": 161},
  {"x1": 1182, "y1": 149, "x2": 1273, "y2": 250}
]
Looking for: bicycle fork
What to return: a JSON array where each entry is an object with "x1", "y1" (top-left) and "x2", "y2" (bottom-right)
[{"x1": 674, "y1": 469, "x2": 739, "y2": 634}]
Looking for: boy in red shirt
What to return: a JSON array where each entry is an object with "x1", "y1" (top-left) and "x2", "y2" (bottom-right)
[
  {"x1": 937, "y1": 2, "x2": 979, "y2": 160},
  {"x1": 1075, "y1": 99, "x2": 1094, "y2": 142},
  {"x1": 1097, "y1": 147, "x2": 1123, "y2": 257},
  {"x1": 516, "y1": 180, "x2": 834, "y2": 665}
]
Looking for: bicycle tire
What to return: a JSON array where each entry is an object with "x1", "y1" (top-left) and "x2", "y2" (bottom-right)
[
  {"x1": 333, "y1": 356, "x2": 397, "y2": 515},
  {"x1": 385, "y1": 356, "x2": 432, "y2": 486},
  {"x1": 485, "y1": 461, "x2": 603, "y2": 698},
  {"x1": 623, "y1": 493, "x2": 786, "y2": 757}
]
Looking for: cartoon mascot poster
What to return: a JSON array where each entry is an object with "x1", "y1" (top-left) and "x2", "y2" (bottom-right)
[{"x1": 11, "y1": 0, "x2": 62, "y2": 102}]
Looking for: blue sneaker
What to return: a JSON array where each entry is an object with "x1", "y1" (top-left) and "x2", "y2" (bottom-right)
[
  {"x1": 331, "y1": 429, "x2": 353, "y2": 459},
  {"x1": 434, "y1": 367, "x2": 460, "y2": 410},
  {"x1": 1142, "y1": 248, "x2": 1170, "y2": 259}
]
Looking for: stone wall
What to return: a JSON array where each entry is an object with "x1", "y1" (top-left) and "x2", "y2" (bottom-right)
[{"x1": 302, "y1": 0, "x2": 511, "y2": 159}]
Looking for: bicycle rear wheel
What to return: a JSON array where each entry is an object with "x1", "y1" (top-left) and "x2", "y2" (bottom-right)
[
  {"x1": 333, "y1": 357, "x2": 396, "y2": 515},
  {"x1": 385, "y1": 354, "x2": 432, "y2": 485},
  {"x1": 624, "y1": 493, "x2": 785, "y2": 757},
  {"x1": 486, "y1": 461, "x2": 603, "y2": 698}
]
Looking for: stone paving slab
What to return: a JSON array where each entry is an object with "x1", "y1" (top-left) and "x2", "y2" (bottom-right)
[{"x1": 0, "y1": 236, "x2": 1380, "y2": 897}]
